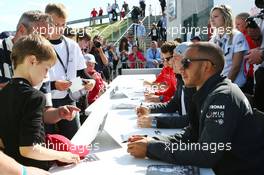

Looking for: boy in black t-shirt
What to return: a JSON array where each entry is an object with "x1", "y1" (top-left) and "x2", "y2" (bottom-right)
[{"x1": 0, "y1": 35, "x2": 80, "y2": 170}]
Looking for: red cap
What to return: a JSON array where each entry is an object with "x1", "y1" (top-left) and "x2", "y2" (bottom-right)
[{"x1": 46, "y1": 134, "x2": 89, "y2": 165}]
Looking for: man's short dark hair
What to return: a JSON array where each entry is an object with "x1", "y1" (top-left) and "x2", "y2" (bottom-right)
[
  {"x1": 188, "y1": 42, "x2": 225, "y2": 73},
  {"x1": 16, "y1": 10, "x2": 53, "y2": 33},
  {"x1": 161, "y1": 41, "x2": 178, "y2": 55}
]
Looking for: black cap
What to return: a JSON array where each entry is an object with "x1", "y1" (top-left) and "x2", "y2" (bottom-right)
[
  {"x1": 0, "y1": 31, "x2": 10, "y2": 39},
  {"x1": 247, "y1": 19, "x2": 259, "y2": 29},
  {"x1": 255, "y1": 0, "x2": 264, "y2": 8}
]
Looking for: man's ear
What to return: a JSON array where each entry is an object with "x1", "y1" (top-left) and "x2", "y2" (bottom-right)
[
  {"x1": 25, "y1": 55, "x2": 37, "y2": 65},
  {"x1": 204, "y1": 61, "x2": 215, "y2": 73},
  {"x1": 17, "y1": 24, "x2": 28, "y2": 36}
]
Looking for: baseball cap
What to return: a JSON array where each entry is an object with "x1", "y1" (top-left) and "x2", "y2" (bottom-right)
[
  {"x1": 46, "y1": 134, "x2": 90, "y2": 165},
  {"x1": 84, "y1": 53, "x2": 97, "y2": 64},
  {"x1": 173, "y1": 42, "x2": 192, "y2": 55}
]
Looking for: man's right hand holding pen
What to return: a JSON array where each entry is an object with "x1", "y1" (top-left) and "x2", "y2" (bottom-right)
[
  {"x1": 127, "y1": 135, "x2": 154, "y2": 158},
  {"x1": 136, "y1": 104, "x2": 153, "y2": 128},
  {"x1": 136, "y1": 104, "x2": 150, "y2": 117}
]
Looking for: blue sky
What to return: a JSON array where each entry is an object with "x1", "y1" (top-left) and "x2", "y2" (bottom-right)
[
  {"x1": 0, "y1": 0, "x2": 257, "y2": 32},
  {"x1": 0, "y1": 0, "x2": 160, "y2": 32}
]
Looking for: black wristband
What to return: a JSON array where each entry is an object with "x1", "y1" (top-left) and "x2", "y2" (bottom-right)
[{"x1": 50, "y1": 81, "x2": 56, "y2": 90}]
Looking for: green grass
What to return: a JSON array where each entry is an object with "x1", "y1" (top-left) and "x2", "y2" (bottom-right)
[{"x1": 79, "y1": 19, "x2": 131, "y2": 41}]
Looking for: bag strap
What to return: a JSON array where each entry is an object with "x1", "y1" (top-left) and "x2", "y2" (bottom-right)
[
  {"x1": 0, "y1": 41, "x2": 5, "y2": 78},
  {"x1": 1, "y1": 40, "x2": 13, "y2": 78}
]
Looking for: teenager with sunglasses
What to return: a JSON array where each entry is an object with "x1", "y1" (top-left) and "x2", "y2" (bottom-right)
[
  {"x1": 128, "y1": 42, "x2": 264, "y2": 175},
  {"x1": 143, "y1": 42, "x2": 177, "y2": 103}
]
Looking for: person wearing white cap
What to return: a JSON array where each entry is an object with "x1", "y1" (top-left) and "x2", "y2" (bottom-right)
[
  {"x1": 84, "y1": 53, "x2": 97, "y2": 64},
  {"x1": 84, "y1": 54, "x2": 106, "y2": 106}
]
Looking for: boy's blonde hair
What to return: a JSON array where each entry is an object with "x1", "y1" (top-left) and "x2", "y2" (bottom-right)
[
  {"x1": 45, "y1": 3, "x2": 68, "y2": 19},
  {"x1": 11, "y1": 34, "x2": 57, "y2": 69}
]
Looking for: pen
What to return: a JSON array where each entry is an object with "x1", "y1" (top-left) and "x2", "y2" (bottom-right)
[{"x1": 122, "y1": 134, "x2": 148, "y2": 143}]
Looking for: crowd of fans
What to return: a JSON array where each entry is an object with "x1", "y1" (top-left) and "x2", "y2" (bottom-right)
[{"x1": 1, "y1": 1, "x2": 264, "y2": 175}]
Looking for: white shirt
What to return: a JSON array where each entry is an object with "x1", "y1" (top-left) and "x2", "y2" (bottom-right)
[
  {"x1": 49, "y1": 37, "x2": 86, "y2": 99},
  {"x1": 34, "y1": 75, "x2": 52, "y2": 107},
  {"x1": 181, "y1": 89, "x2": 186, "y2": 115},
  {"x1": 210, "y1": 30, "x2": 249, "y2": 87}
]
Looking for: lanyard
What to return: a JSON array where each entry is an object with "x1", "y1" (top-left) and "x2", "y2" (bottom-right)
[{"x1": 55, "y1": 37, "x2": 70, "y2": 77}]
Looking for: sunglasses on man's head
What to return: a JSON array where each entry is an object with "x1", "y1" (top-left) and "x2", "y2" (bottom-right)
[{"x1": 181, "y1": 58, "x2": 215, "y2": 69}]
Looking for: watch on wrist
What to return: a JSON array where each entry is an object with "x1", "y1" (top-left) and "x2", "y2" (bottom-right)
[
  {"x1": 151, "y1": 117, "x2": 157, "y2": 128},
  {"x1": 159, "y1": 95, "x2": 164, "y2": 102}
]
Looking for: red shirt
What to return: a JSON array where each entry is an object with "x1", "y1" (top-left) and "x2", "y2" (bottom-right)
[
  {"x1": 242, "y1": 31, "x2": 257, "y2": 78},
  {"x1": 91, "y1": 10, "x2": 98, "y2": 17},
  {"x1": 128, "y1": 51, "x2": 145, "y2": 68},
  {"x1": 86, "y1": 70, "x2": 105, "y2": 104},
  {"x1": 154, "y1": 67, "x2": 177, "y2": 102}
]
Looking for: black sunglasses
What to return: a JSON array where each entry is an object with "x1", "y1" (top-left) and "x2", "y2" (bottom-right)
[
  {"x1": 181, "y1": 58, "x2": 215, "y2": 69},
  {"x1": 81, "y1": 48, "x2": 88, "y2": 53},
  {"x1": 163, "y1": 55, "x2": 173, "y2": 61}
]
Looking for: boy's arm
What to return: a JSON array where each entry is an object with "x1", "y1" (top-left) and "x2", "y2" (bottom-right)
[
  {"x1": 19, "y1": 92, "x2": 79, "y2": 164},
  {"x1": 19, "y1": 146, "x2": 80, "y2": 164},
  {"x1": 0, "y1": 151, "x2": 50, "y2": 175},
  {"x1": 43, "y1": 106, "x2": 80, "y2": 124}
]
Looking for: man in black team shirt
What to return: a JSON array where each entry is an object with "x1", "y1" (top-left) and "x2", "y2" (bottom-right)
[{"x1": 128, "y1": 42, "x2": 264, "y2": 175}]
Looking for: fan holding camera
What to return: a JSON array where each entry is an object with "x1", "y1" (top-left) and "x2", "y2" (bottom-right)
[{"x1": 89, "y1": 35, "x2": 110, "y2": 83}]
